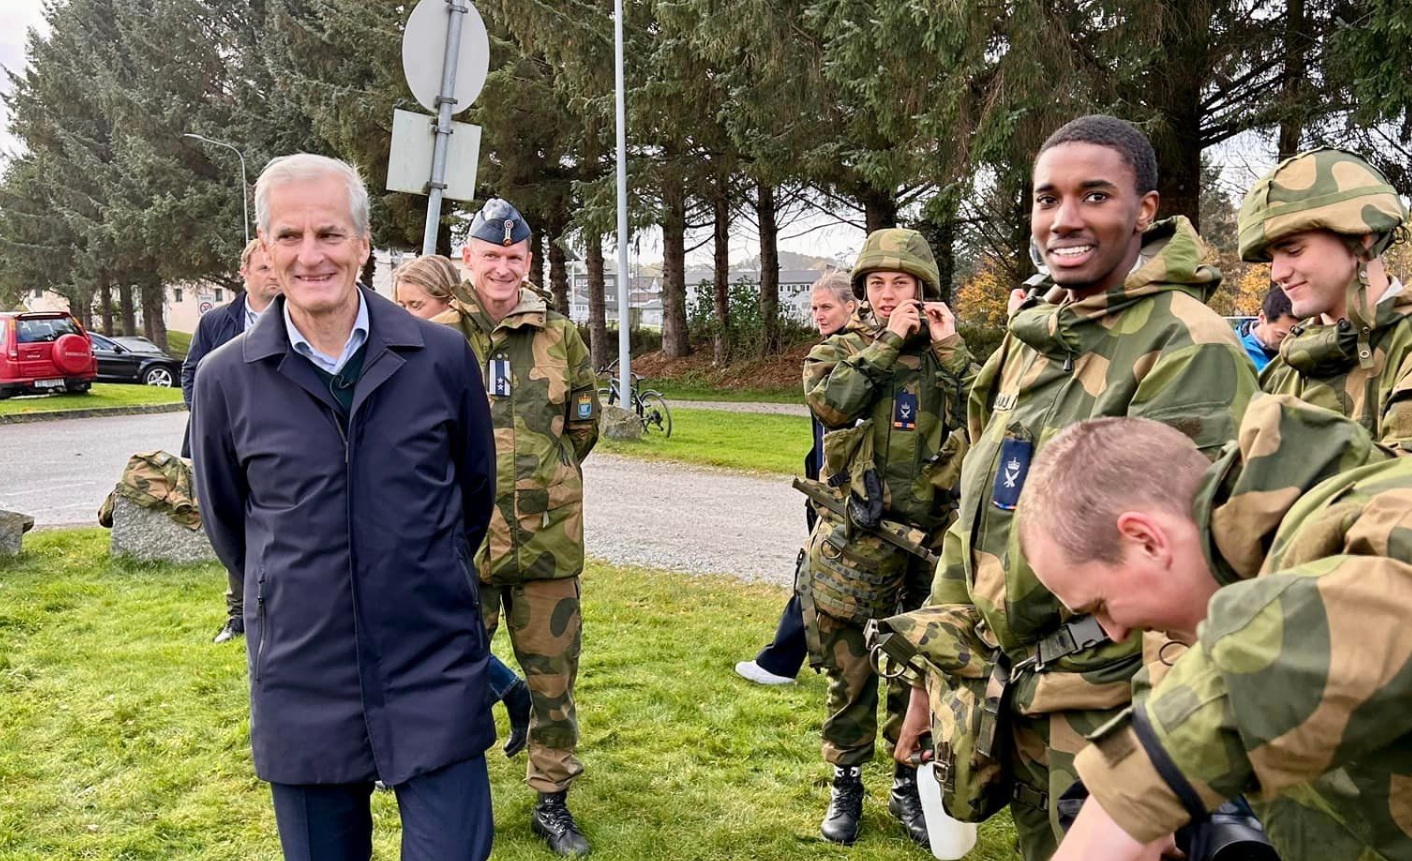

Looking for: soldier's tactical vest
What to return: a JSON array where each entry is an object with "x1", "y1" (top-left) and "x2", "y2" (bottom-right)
[{"x1": 98, "y1": 450, "x2": 201, "y2": 530}]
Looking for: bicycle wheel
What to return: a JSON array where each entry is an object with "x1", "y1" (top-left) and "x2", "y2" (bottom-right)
[{"x1": 639, "y1": 391, "x2": 672, "y2": 437}]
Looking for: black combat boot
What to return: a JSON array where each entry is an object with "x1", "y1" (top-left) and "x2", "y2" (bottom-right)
[
  {"x1": 888, "y1": 763, "x2": 930, "y2": 847},
  {"x1": 820, "y1": 765, "x2": 865, "y2": 845},
  {"x1": 532, "y1": 790, "x2": 591, "y2": 856},
  {"x1": 501, "y1": 679, "x2": 531, "y2": 758}
]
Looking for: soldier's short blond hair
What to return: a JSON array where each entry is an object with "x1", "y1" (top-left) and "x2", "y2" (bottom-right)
[
  {"x1": 239, "y1": 238, "x2": 263, "y2": 269},
  {"x1": 393, "y1": 255, "x2": 462, "y2": 303},
  {"x1": 1017, "y1": 417, "x2": 1209, "y2": 565}
]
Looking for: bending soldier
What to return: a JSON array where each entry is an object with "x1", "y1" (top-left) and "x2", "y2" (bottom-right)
[
  {"x1": 801, "y1": 228, "x2": 973, "y2": 847},
  {"x1": 1240, "y1": 147, "x2": 1412, "y2": 449},
  {"x1": 1022, "y1": 397, "x2": 1412, "y2": 861},
  {"x1": 891, "y1": 115, "x2": 1258, "y2": 861}
]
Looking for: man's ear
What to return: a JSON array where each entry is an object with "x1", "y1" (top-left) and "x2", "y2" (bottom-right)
[
  {"x1": 1115, "y1": 510, "x2": 1169, "y2": 562},
  {"x1": 1135, "y1": 191, "x2": 1160, "y2": 233}
]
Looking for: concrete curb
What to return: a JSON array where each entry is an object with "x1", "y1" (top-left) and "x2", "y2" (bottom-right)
[{"x1": 0, "y1": 402, "x2": 187, "y2": 425}]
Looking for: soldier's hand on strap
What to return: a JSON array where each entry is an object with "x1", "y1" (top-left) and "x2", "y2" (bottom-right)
[
  {"x1": 887, "y1": 301, "x2": 923, "y2": 339},
  {"x1": 923, "y1": 302, "x2": 956, "y2": 342},
  {"x1": 894, "y1": 686, "x2": 932, "y2": 765}
]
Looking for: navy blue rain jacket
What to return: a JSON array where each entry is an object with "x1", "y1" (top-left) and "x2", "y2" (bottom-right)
[{"x1": 192, "y1": 287, "x2": 497, "y2": 785}]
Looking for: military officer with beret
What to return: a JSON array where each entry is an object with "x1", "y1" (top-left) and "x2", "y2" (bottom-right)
[{"x1": 453, "y1": 199, "x2": 600, "y2": 857}]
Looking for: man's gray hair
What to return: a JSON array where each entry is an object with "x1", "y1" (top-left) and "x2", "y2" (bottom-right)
[{"x1": 255, "y1": 153, "x2": 370, "y2": 238}]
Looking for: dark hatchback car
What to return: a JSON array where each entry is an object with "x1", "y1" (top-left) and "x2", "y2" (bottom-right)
[{"x1": 89, "y1": 332, "x2": 183, "y2": 387}]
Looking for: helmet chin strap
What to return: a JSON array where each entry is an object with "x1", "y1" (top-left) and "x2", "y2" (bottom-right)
[{"x1": 1340, "y1": 229, "x2": 1404, "y2": 370}]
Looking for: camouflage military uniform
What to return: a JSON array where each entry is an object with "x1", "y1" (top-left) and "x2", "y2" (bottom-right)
[
  {"x1": 1075, "y1": 394, "x2": 1412, "y2": 861},
  {"x1": 802, "y1": 229, "x2": 974, "y2": 768},
  {"x1": 917, "y1": 217, "x2": 1257, "y2": 859},
  {"x1": 1239, "y1": 148, "x2": 1412, "y2": 450},
  {"x1": 439, "y1": 285, "x2": 599, "y2": 794},
  {"x1": 98, "y1": 450, "x2": 202, "y2": 530}
]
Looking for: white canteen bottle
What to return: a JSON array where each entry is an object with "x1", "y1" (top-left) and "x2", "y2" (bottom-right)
[{"x1": 916, "y1": 761, "x2": 978, "y2": 860}]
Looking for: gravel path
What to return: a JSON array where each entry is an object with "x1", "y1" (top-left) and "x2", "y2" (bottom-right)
[
  {"x1": 2, "y1": 412, "x2": 807, "y2": 586},
  {"x1": 673, "y1": 399, "x2": 809, "y2": 417}
]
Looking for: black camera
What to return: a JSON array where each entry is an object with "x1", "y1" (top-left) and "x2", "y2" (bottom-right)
[{"x1": 1056, "y1": 782, "x2": 1279, "y2": 861}]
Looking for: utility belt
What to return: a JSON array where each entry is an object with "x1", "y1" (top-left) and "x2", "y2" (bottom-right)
[{"x1": 867, "y1": 611, "x2": 1113, "y2": 822}]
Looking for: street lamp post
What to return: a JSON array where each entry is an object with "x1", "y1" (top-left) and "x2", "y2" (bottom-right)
[{"x1": 183, "y1": 133, "x2": 250, "y2": 245}]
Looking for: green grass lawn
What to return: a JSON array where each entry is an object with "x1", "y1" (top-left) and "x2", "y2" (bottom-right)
[
  {"x1": 597, "y1": 406, "x2": 813, "y2": 475},
  {"x1": 0, "y1": 529, "x2": 1016, "y2": 860},
  {"x1": 0, "y1": 382, "x2": 185, "y2": 417},
  {"x1": 166, "y1": 330, "x2": 192, "y2": 361}
]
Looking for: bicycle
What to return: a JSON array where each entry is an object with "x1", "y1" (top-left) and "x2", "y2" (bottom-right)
[{"x1": 596, "y1": 360, "x2": 673, "y2": 437}]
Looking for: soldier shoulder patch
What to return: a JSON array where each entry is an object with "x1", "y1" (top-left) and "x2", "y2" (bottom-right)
[
  {"x1": 576, "y1": 392, "x2": 593, "y2": 419},
  {"x1": 991, "y1": 436, "x2": 1032, "y2": 510}
]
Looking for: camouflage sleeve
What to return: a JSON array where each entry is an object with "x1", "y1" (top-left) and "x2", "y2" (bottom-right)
[
  {"x1": 1128, "y1": 341, "x2": 1258, "y2": 457},
  {"x1": 190, "y1": 368, "x2": 247, "y2": 581},
  {"x1": 1378, "y1": 355, "x2": 1412, "y2": 452},
  {"x1": 1077, "y1": 555, "x2": 1412, "y2": 843},
  {"x1": 562, "y1": 324, "x2": 600, "y2": 462},
  {"x1": 928, "y1": 515, "x2": 973, "y2": 606},
  {"x1": 803, "y1": 331, "x2": 903, "y2": 427}
]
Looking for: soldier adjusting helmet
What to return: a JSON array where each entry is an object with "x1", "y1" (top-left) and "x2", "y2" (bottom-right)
[
  {"x1": 850, "y1": 228, "x2": 942, "y2": 301},
  {"x1": 1238, "y1": 148, "x2": 1408, "y2": 263}
]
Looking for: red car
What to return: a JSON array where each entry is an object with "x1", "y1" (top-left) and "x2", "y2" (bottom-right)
[{"x1": 0, "y1": 311, "x2": 98, "y2": 399}]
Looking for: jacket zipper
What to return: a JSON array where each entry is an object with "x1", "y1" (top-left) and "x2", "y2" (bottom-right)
[{"x1": 255, "y1": 573, "x2": 267, "y2": 681}]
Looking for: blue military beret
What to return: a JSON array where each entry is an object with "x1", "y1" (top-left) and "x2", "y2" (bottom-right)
[{"x1": 469, "y1": 198, "x2": 532, "y2": 247}]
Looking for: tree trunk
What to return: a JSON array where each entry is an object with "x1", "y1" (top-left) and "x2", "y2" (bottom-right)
[
  {"x1": 532, "y1": 229, "x2": 547, "y2": 293},
  {"x1": 98, "y1": 269, "x2": 114, "y2": 335},
  {"x1": 1278, "y1": 0, "x2": 1309, "y2": 159},
  {"x1": 711, "y1": 176, "x2": 731, "y2": 366},
  {"x1": 140, "y1": 275, "x2": 168, "y2": 351},
  {"x1": 586, "y1": 230, "x2": 609, "y2": 371},
  {"x1": 360, "y1": 254, "x2": 376, "y2": 290},
  {"x1": 548, "y1": 235, "x2": 569, "y2": 315},
  {"x1": 119, "y1": 282, "x2": 137, "y2": 336},
  {"x1": 861, "y1": 188, "x2": 898, "y2": 233},
  {"x1": 1148, "y1": 1, "x2": 1208, "y2": 229},
  {"x1": 757, "y1": 182, "x2": 781, "y2": 357},
  {"x1": 660, "y1": 174, "x2": 691, "y2": 358}
]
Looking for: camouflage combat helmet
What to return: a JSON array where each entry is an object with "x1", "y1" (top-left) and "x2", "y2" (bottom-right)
[
  {"x1": 1238, "y1": 147, "x2": 1408, "y2": 263},
  {"x1": 851, "y1": 228, "x2": 942, "y2": 300}
]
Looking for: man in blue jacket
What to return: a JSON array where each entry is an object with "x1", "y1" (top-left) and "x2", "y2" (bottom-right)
[
  {"x1": 182, "y1": 238, "x2": 281, "y2": 643},
  {"x1": 1237, "y1": 284, "x2": 1298, "y2": 372},
  {"x1": 192, "y1": 153, "x2": 498, "y2": 861}
]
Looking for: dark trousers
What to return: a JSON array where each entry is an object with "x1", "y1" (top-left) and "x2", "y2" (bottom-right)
[
  {"x1": 270, "y1": 755, "x2": 493, "y2": 861},
  {"x1": 225, "y1": 567, "x2": 243, "y2": 620},
  {"x1": 754, "y1": 593, "x2": 807, "y2": 678}
]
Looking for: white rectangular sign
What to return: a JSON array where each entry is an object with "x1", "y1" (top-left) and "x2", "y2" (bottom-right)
[{"x1": 386, "y1": 109, "x2": 482, "y2": 202}]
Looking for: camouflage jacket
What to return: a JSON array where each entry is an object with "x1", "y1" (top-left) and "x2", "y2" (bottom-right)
[
  {"x1": 436, "y1": 286, "x2": 600, "y2": 585},
  {"x1": 1260, "y1": 283, "x2": 1412, "y2": 452},
  {"x1": 97, "y1": 450, "x2": 201, "y2": 530},
  {"x1": 929, "y1": 217, "x2": 1258, "y2": 715},
  {"x1": 803, "y1": 313, "x2": 974, "y2": 532},
  {"x1": 1075, "y1": 395, "x2": 1412, "y2": 860}
]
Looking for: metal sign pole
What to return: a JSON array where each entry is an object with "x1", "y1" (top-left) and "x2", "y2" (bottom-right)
[
  {"x1": 614, "y1": 0, "x2": 631, "y2": 400},
  {"x1": 422, "y1": 0, "x2": 468, "y2": 256}
]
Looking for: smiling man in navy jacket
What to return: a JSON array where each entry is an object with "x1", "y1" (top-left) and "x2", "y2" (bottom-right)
[{"x1": 191, "y1": 153, "x2": 498, "y2": 861}]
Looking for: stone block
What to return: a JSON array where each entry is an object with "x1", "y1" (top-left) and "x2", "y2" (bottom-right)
[
  {"x1": 0, "y1": 509, "x2": 35, "y2": 559},
  {"x1": 600, "y1": 404, "x2": 644, "y2": 441},
  {"x1": 108, "y1": 496, "x2": 216, "y2": 565}
]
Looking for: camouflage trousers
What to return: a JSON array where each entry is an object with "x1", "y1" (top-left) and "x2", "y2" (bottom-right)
[
  {"x1": 482, "y1": 578, "x2": 583, "y2": 794},
  {"x1": 818, "y1": 558, "x2": 931, "y2": 767},
  {"x1": 225, "y1": 570, "x2": 243, "y2": 620},
  {"x1": 1008, "y1": 705, "x2": 1125, "y2": 861}
]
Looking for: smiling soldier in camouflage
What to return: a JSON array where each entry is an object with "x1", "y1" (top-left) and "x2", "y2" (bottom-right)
[
  {"x1": 452, "y1": 198, "x2": 599, "y2": 857},
  {"x1": 1020, "y1": 395, "x2": 1412, "y2": 861},
  {"x1": 1242, "y1": 147, "x2": 1412, "y2": 450},
  {"x1": 888, "y1": 115, "x2": 1258, "y2": 861}
]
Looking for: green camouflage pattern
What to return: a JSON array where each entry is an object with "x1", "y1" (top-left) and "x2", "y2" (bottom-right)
[
  {"x1": 482, "y1": 578, "x2": 584, "y2": 793},
  {"x1": 97, "y1": 450, "x2": 201, "y2": 531},
  {"x1": 438, "y1": 286, "x2": 600, "y2": 586},
  {"x1": 817, "y1": 557, "x2": 931, "y2": 767},
  {"x1": 850, "y1": 227, "x2": 943, "y2": 299},
  {"x1": 1237, "y1": 147, "x2": 1408, "y2": 264},
  {"x1": 1260, "y1": 288, "x2": 1412, "y2": 451},
  {"x1": 806, "y1": 512, "x2": 911, "y2": 623},
  {"x1": 892, "y1": 217, "x2": 1255, "y2": 851},
  {"x1": 1075, "y1": 395, "x2": 1412, "y2": 860},
  {"x1": 802, "y1": 316, "x2": 973, "y2": 532}
]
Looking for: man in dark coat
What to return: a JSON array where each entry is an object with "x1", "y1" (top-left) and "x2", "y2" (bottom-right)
[
  {"x1": 182, "y1": 237, "x2": 280, "y2": 644},
  {"x1": 192, "y1": 153, "x2": 498, "y2": 861}
]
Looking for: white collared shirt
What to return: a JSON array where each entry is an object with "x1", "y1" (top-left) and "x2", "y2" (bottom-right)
[{"x1": 283, "y1": 290, "x2": 370, "y2": 374}]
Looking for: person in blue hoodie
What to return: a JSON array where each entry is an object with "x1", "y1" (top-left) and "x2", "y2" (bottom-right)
[{"x1": 1238, "y1": 284, "x2": 1298, "y2": 372}]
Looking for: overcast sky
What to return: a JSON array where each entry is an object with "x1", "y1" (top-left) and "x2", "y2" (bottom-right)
[{"x1": 0, "y1": 0, "x2": 48, "y2": 162}]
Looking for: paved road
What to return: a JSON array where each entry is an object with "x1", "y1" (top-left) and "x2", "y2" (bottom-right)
[
  {"x1": 0, "y1": 412, "x2": 805, "y2": 585},
  {"x1": 674, "y1": 399, "x2": 808, "y2": 417}
]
